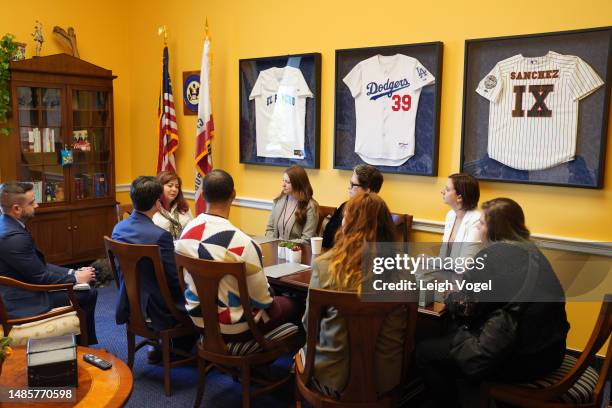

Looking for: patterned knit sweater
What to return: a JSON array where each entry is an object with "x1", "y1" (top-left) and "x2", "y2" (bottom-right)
[{"x1": 175, "y1": 214, "x2": 273, "y2": 334}]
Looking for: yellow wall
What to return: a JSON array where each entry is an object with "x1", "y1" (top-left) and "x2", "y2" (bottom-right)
[
  {"x1": 3, "y1": 1, "x2": 610, "y2": 352},
  {"x1": 0, "y1": 0, "x2": 133, "y2": 186},
  {"x1": 124, "y1": 0, "x2": 612, "y2": 242}
]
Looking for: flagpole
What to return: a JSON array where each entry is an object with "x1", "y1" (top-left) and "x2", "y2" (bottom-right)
[
  {"x1": 157, "y1": 25, "x2": 168, "y2": 45},
  {"x1": 156, "y1": 25, "x2": 179, "y2": 174},
  {"x1": 194, "y1": 20, "x2": 214, "y2": 215}
]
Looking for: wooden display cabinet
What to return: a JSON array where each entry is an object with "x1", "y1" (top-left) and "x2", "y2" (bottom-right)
[{"x1": 0, "y1": 54, "x2": 117, "y2": 265}]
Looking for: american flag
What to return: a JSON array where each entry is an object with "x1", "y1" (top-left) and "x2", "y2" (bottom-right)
[
  {"x1": 194, "y1": 35, "x2": 214, "y2": 214},
  {"x1": 157, "y1": 45, "x2": 179, "y2": 173}
]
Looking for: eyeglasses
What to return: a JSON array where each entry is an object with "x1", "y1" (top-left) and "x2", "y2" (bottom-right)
[{"x1": 349, "y1": 182, "x2": 363, "y2": 189}]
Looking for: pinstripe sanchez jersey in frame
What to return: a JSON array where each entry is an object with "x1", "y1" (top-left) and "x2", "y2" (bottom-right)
[{"x1": 476, "y1": 51, "x2": 603, "y2": 171}]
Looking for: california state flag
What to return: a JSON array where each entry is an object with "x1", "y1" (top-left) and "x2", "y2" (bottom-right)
[{"x1": 194, "y1": 35, "x2": 214, "y2": 215}]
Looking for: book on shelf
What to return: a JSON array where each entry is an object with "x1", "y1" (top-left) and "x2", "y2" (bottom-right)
[
  {"x1": 93, "y1": 172, "x2": 107, "y2": 197},
  {"x1": 32, "y1": 181, "x2": 43, "y2": 203}
]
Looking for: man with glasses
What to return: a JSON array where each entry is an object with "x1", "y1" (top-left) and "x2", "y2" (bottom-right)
[
  {"x1": 0, "y1": 182, "x2": 98, "y2": 344},
  {"x1": 321, "y1": 164, "x2": 384, "y2": 249}
]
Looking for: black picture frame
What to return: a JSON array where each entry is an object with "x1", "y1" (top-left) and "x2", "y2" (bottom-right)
[
  {"x1": 333, "y1": 42, "x2": 443, "y2": 176},
  {"x1": 239, "y1": 53, "x2": 321, "y2": 168},
  {"x1": 460, "y1": 26, "x2": 612, "y2": 189}
]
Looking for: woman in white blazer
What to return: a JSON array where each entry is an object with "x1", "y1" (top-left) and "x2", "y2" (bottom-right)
[{"x1": 440, "y1": 173, "x2": 482, "y2": 264}]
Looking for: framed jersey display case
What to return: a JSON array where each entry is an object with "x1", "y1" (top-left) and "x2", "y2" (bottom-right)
[
  {"x1": 239, "y1": 52, "x2": 321, "y2": 168},
  {"x1": 333, "y1": 42, "x2": 443, "y2": 176},
  {"x1": 460, "y1": 27, "x2": 612, "y2": 188}
]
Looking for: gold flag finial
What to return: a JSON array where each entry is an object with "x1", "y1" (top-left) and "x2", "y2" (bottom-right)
[
  {"x1": 205, "y1": 18, "x2": 209, "y2": 38},
  {"x1": 157, "y1": 25, "x2": 168, "y2": 45}
]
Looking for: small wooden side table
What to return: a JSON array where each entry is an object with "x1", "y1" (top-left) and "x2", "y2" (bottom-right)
[{"x1": 0, "y1": 346, "x2": 132, "y2": 407}]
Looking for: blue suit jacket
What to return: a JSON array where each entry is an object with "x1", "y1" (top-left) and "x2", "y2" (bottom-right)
[
  {"x1": 111, "y1": 211, "x2": 186, "y2": 331},
  {"x1": 0, "y1": 214, "x2": 76, "y2": 318}
]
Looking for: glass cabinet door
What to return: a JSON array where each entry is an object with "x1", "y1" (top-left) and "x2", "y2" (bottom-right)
[
  {"x1": 17, "y1": 86, "x2": 65, "y2": 204},
  {"x1": 71, "y1": 90, "x2": 112, "y2": 200}
]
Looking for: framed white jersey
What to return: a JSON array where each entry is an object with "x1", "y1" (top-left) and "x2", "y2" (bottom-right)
[
  {"x1": 476, "y1": 51, "x2": 604, "y2": 171},
  {"x1": 249, "y1": 66, "x2": 313, "y2": 160},
  {"x1": 343, "y1": 54, "x2": 435, "y2": 166}
]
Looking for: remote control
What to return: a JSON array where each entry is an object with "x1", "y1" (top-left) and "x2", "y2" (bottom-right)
[{"x1": 83, "y1": 353, "x2": 112, "y2": 370}]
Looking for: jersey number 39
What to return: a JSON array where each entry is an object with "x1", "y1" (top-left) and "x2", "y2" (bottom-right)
[{"x1": 391, "y1": 95, "x2": 412, "y2": 111}]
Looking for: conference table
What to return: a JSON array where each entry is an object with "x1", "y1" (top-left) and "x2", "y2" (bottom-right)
[{"x1": 259, "y1": 240, "x2": 447, "y2": 322}]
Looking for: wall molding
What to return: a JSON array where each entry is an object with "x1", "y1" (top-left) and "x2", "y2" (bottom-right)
[{"x1": 115, "y1": 184, "x2": 611, "y2": 256}]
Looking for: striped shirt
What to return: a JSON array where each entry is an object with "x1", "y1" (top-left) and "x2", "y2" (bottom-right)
[{"x1": 476, "y1": 51, "x2": 603, "y2": 171}]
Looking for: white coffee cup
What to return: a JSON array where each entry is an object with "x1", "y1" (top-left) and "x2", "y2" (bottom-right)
[
  {"x1": 277, "y1": 245, "x2": 286, "y2": 260},
  {"x1": 311, "y1": 237, "x2": 323, "y2": 255}
]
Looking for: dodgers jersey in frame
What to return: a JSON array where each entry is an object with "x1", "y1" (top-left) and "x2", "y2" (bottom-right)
[
  {"x1": 249, "y1": 66, "x2": 313, "y2": 160},
  {"x1": 476, "y1": 51, "x2": 603, "y2": 171},
  {"x1": 343, "y1": 54, "x2": 435, "y2": 166}
]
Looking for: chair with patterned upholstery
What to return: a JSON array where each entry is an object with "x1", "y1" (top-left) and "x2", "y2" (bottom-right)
[
  {"x1": 480, "y1": 293, "x2": 612, "y2": 408},
  {"x1": 0, "y1": 276, "x2": 88, "y2": 346},
  {"x1": 174, "y1": 252, "x2": 302, "y2": 408}
]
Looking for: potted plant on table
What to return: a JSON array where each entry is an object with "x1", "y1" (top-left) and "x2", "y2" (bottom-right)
[
  {"x1": 288, "y1": 243, "x2": 302, "y2": 263},
  {"x1": 0, "y1": 336, "x2": 13, "y2": 376}
]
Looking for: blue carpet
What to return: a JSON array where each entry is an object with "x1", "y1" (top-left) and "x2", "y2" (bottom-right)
[{"x1": 91, "y1": 285, "x2": 294, "y2": 407}]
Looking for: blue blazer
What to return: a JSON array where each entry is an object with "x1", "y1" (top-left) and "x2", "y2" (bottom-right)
[
  {"x1": 0, "y1": 214, "x2": 76, "y2": 318},
  {"x1": 111, "y1": 211, "x2": 186, "y2": 331}
]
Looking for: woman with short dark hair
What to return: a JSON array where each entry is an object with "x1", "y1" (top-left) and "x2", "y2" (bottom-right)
[
  {"x1": 417, "y1": 197, "x2": 569, "y2": 408},
  {"x1": 440, "y1": 173, "x2": 482, "y2": 262},
  {"x1": 322, "y1": 164, "x2": 383, "y2": 249}
]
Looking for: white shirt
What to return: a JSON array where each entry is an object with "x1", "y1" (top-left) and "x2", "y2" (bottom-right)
[
  {"x1": 249, "y1": 66, "x2": 313, "y2": 159},
  {"x1": 476, "y1": 51, "x2": 603, "y2": 170},
  {"x1": 152, "y1": 206, "x2": 193, "y2": 240},
  {"x1": 440, "y1": 209, "x2": 482, "y2": 264},
  {"x1": 344, "y1": 54, "x2": 435, "y2": 166}
]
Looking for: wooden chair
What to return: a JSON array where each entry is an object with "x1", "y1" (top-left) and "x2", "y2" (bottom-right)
[
  {"x1": 317, "y1": 205, "x2": 337, "y2": 237},
  {"x1": 0, "y1": 276, "x2": 88, "y2": 346},
  {"x1": 103, "y1": 236, "x2": 196, "y2": 396},
  {"x1": 391, "y1": 213, "x2": 413, "y2": 251},
  {"x1": 115, "y1": 202, "x2": 133, "y2": 222},
  {"x1": 295, "y1": 288, "x2": 418, "y2": 408},
  {"x1": 481, "y1": 294, "x2": 612, "y2": 408},
  {"x1": 174, "y1": 252, "x2": 302, "y2": 408}
]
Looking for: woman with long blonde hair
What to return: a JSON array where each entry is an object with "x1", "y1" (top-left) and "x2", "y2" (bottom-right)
[{"x1": 302, "y1": 192, "x2": 405, "y2": 397}]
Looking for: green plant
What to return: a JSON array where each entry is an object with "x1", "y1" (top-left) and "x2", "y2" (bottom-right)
[
  {"x1": 0, "y1": 337, "x2": 12, "y2": 360},
  {"x1": 0, "y1": 33, "x2": 18, "y2": 135}
]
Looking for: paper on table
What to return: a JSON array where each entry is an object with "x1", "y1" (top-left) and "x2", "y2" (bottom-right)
[
  {"x1": 264, "y1": 263, "x2": 310, "y2": 278},
  {"x1": 250, "y1": 235, "x2": 278, "y2": 245}
]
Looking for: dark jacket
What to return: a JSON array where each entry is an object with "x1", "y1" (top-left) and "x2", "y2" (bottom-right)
[
  {"x1": 447, "y1": 241, "x2": 569, "y2": 381},
  {"x1": 111, "y1": 211, "x2": 186, "y2": 331},
  {"x1": 0, "y1": 214, "x2": 76, "y2": 318},
  {"x1": 321, "y1": 202, "x2": 345, "y2": 249}
]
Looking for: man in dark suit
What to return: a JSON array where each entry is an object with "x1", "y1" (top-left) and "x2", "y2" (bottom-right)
[
  {"x1": 0, "y1": 182, "x2": 98, "y2": 344},
  {"x1": 111, "y1": 176, "x2": 194, "y2": 362}
]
